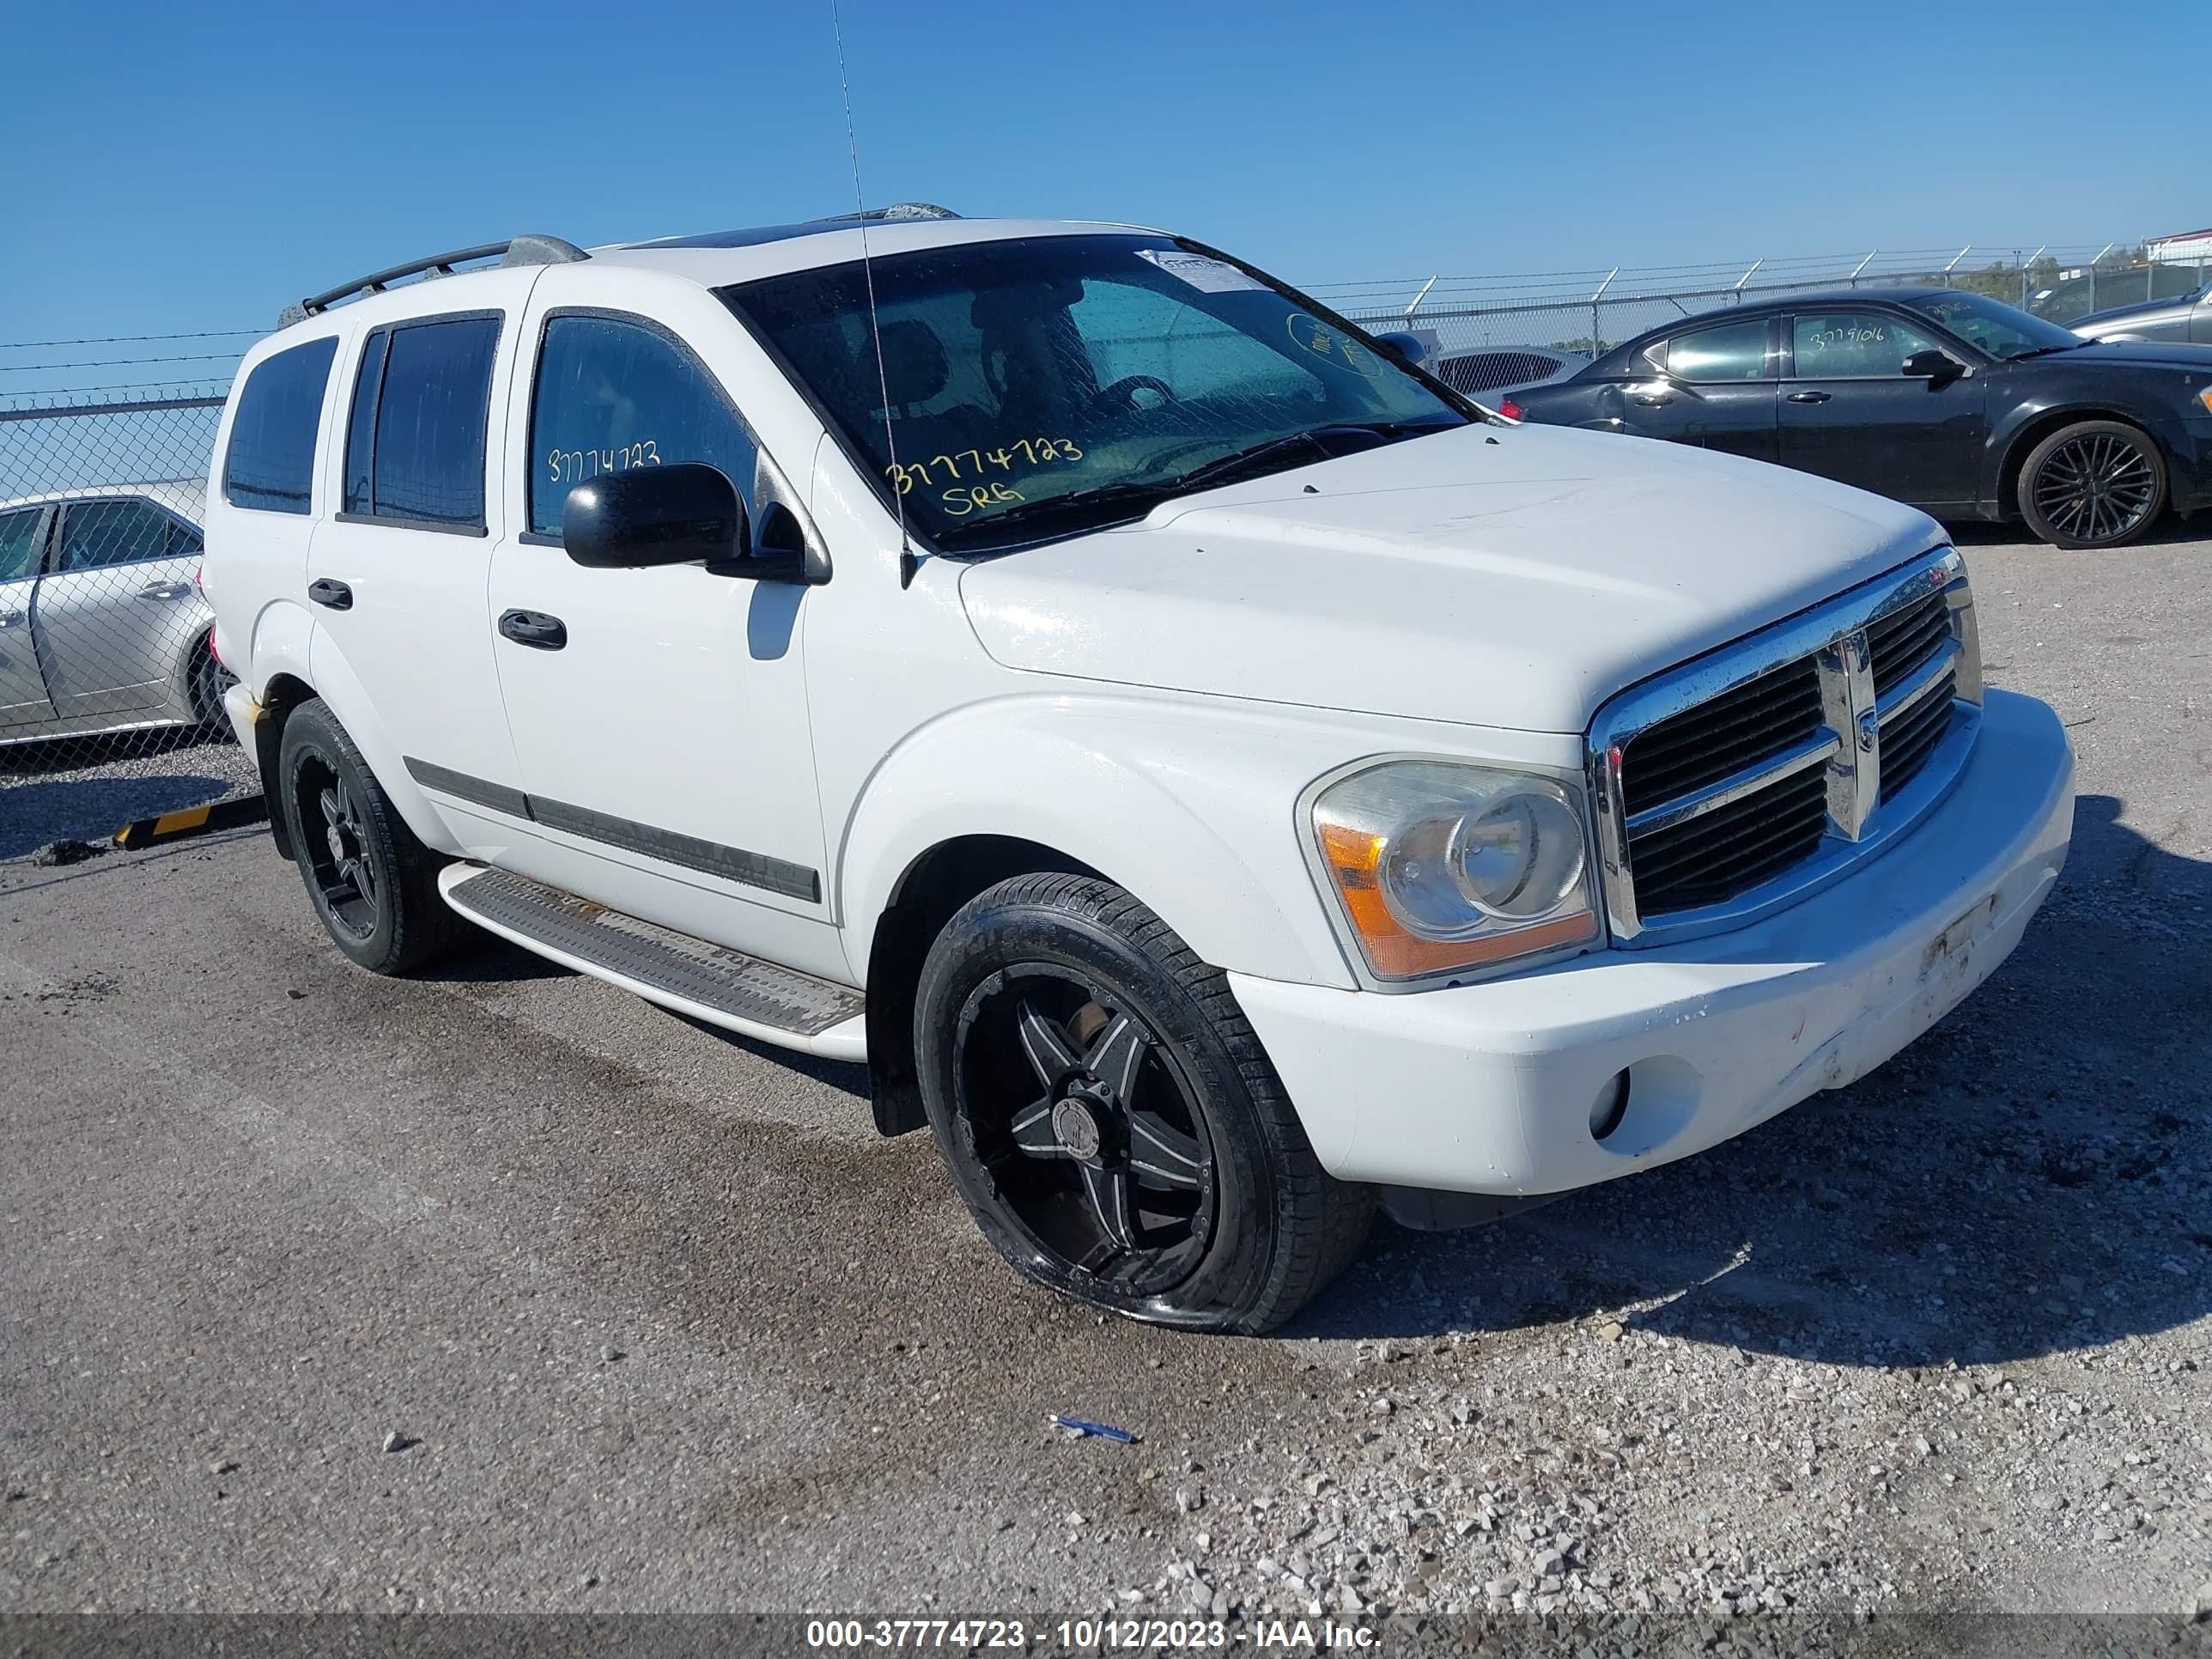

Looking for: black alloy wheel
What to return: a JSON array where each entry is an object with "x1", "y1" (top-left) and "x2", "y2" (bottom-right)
[
  {"x1": 955, "y1": 963, "x2": 1215, "y2": 1296},
  {"x1": 915, "y1": 872, "x2": 1372, "y2": 1334},
  {"x1": 299, "y1": 760, "x2": 380, "y2": 944},
  {"x1": 276, "y1": 698, "x2": 469, "y2": 975},
  {"x1": 2020, "y1": 420, "x2": 2166, "y2": 550}
]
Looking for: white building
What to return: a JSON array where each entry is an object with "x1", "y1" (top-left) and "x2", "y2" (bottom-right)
[{"x1": 2146, "y1": 227, "x2": 2212, "y2": 265}]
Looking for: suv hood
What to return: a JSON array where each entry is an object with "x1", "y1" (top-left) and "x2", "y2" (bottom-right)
[{"x1": 958, "y1": 424, "x2": 1942, "y2": 733}]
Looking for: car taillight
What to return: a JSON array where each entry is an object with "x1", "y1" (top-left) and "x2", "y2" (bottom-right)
[
  {"x1": 1496, "y1": 397, "x2": 1525, "y2": 422},
  {"x1": 194, "y1": 563, "x2": 208, "y2": 595}
]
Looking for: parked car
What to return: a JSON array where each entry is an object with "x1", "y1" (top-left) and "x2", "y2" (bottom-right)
[
  {"x1": 1431, "y1": 343, "x2": 1589, "y2": 401},
  {"x1": 2071, "y1": 281, "x2": 2212, "y2": 346},
  {"x1": 1505, "y1": 287, "x2": 2212, "y2": 549},
  {"x1": 205, "y1": 215, "x2": 2074, "y2": 1334},
  {"x1": 0, "y1": 481, "x2": 231, "y2": 746}
]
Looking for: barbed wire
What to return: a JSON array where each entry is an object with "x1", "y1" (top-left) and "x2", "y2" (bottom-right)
[{"x1": 0, "y1": 329, "x2": 264, "y2": 350}]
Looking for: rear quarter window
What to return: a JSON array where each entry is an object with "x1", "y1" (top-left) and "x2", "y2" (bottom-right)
[
  {"x1": 223, "y1": 337, "x2": 339, "y2": 513},
  {"x1": 343, "y1": 315, "x2": 501, "y2": 531}
]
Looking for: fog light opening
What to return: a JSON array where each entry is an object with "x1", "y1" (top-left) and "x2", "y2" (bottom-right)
[{"x1": 1589, "y1": 1071, "x2": 1631, "y2": 1142}]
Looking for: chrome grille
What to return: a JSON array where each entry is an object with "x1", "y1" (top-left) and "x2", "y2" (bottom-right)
[
  {"x1": 1589, "y1": 549, "x2": 1984, "y2": 947},
  {"x1": 1620, "y1": 658, "x2": 1823, "y2": 818}
]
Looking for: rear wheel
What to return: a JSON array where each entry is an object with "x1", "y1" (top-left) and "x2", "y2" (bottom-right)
[
  {"x1": 188, "y1": 635, "x2": 237, "y2": 729},
  {"x1": 915, "y1": 872, "x2": 1370, "y2": 1334},
  {"x1": 2018, "y1": 419, "x2": 2166, "y2": 549},
  {"x1": 276, "y1": 700, "x2": 467, "y2": 975}
]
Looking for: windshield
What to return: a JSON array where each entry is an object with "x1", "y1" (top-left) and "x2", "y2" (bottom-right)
[
  {"x1": 723, "y1": 234, "x2": 1469, "y2": 550},
  {"x1": 1901, "y1": 291, "x2": 2084, "y2": 359}
]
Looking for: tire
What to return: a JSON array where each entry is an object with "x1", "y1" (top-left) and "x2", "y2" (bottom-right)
[
  {"x1": 2017, "y1": 419, "x2": 2166, "y2": 550},
  {"x1": 276, "y1": 699, "x2": 468, "y2": 975},
  {"x1": 188, "y1": 635, "x2": 237, "y2": 729},
  {"x1": 915, "y1": 872, "x2": 1371, "y2": 1334}
]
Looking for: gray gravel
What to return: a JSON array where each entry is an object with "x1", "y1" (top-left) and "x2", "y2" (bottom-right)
[
  {"x1": 0, "y1": 727, "x2": 258, "y2": 859},
  {"x1": 0, "y1": 520, "x2": 2206, "y2": 1620}
]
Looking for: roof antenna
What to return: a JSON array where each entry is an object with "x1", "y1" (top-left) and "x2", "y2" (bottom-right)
[{"x1": 830, "y1": 0, "x2": 915, "y2": 589}]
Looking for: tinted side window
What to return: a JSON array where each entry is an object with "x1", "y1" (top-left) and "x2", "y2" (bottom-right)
[
  {"x1": 1664, "y1": 319, "x2": 1770, "y2": 383},
  {"x1": 1791, "y1": 312, "x2": 1942, "y2": 378},
  {"x1": 57, "y1": 501, "x2": 201, "y2": 571},
  {"x1": 342, "y1": 331, "x2": 389, "y2": 514},
  {"x1": 527, "y1": 315, "x2": 758, "y2": 537},
  {"x1": 222, "y1": 337, "x2": 338, "y2": 513},
  {"x1": 345, "y1": 316, "x2": 501, "y2": 529},
  {"x1": 0, "y1": 509, "x2": 45, "y2": 582}
]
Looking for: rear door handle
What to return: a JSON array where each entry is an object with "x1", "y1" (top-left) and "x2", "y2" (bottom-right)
[
  {"x1": 0, "y1": 610, "x2": 23, "y2": 630},
  {"x1": 137, "y1": 580, "x2": 194, "y2": 601},
  {"x1": 1630, "y1": 391, "x2": 1675, "y2": 407},
  {"x1": 307, "y1": 578, "x2": 354, "y2": 610},
  {"x1": 1786, "y1": 390, "x2": 1832, "y2": 404},
  {"x1": 498, "y1": 609, "x2": 568, "y2": 650}
]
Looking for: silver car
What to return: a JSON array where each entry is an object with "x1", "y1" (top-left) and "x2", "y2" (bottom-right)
[
  {"x1": 2071, "y1": 281, "x2": 2212, "y2": 346},
  {"x1": 0, "y1": 480, "x2": 229, "y2": 747}
]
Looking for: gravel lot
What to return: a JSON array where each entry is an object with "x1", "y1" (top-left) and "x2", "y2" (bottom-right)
[{"x1": 1, "y1": 521, "x2": 2207, "y2": 1631}]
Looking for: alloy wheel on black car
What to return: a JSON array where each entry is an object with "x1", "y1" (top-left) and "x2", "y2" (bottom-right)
[{"x1": 2020, "y1": 420, "x2": 2166, "y2": 550}]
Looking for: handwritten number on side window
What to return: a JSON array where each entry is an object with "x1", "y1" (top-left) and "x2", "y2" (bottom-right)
[{"x1": 547, "y1": 439, "x2": 661, "y2": 487}]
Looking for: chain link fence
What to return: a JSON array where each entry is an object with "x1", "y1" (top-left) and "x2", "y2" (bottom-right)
[
  {"x1": 3, "y1": 234, "x2": 2199, "y2": 855},
  {"x1": 1318, "y1": 242, "x2": 2209, "y2": 368},
  {"x1": 0, "y1": 379, "x2": 263, "y2": 857}
]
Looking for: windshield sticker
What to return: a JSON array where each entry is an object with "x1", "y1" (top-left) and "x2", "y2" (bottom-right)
[
  {"x1": 884, "y1": 437, "x2": 1085, "y2": 495},
  {"x1": 1135, "y1": 249, "x2": 1270, "y2": 295},
  {"x1": 1286, "y1": 313, "x2": 1384, "y2": 377}
]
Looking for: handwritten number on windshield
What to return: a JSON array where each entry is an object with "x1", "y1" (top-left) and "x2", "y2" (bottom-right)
[{"x1": 885, "y1": 437, "x2": 1085, "y2": 495}]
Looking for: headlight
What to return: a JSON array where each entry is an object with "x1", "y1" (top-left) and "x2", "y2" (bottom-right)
[{"x1": 1310, "y1": 759, "x2": 1599, "y2": 982}]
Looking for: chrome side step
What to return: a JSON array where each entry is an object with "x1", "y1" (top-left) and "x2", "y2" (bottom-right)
[{"x1": 438, "y1": 865, "x2": 866, "y2": 1060}]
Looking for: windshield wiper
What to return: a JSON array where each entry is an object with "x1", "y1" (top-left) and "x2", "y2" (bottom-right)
[
  {"x1": 2008, "y1": 341, "x2": 2088, "y2": 360},
  {"x1": 936, "y1": 419, "x2": 1462, "y2": 549},
  {"x1": 1156, "y1": 419, "x2": 1461, "y2": 495}
]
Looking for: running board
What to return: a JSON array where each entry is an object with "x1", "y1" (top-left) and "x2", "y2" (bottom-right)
[{"x1": 438, "y1": 865, "x2": 866, "y2": 1060}]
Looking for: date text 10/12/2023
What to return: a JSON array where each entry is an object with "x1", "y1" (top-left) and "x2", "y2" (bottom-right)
[{"x1": 802, "y1": 1619, "x2": 1379, "y2": 1650}]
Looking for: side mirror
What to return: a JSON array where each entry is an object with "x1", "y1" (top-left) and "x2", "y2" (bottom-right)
[
  {"x1": 564, "y1": 463, "x2": 747, "y2": 571},
  {"x1": 1372, "y1": 330, "x2": 1434, "y2": 372},
  {"x1": 1901, "y1": 348, "x2": 1966, "y2": 382}
]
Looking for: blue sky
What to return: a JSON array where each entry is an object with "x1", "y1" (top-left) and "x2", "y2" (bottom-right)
[{"x1": 6, "y1": 0, "x2": 2207, "y2": 369}]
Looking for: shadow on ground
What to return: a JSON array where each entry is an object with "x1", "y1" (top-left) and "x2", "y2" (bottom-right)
[
  {"x1": 0, "y1": 771, "x2": 237, "y2": 859},
  {"x1": 1291, "y1": 793, "x2": 2212, "y2": 1367}
]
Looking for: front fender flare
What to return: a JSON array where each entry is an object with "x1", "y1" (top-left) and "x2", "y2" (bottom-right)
[{"x1": 835, "y1": 696, "x2": 1363, "y2": 992}]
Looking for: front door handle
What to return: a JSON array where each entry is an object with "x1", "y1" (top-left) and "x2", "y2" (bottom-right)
[
  {"x1": 498, "y1": 609, "x2": 568, "y2": 650},
  {"x1": 1786, "y1": 390, "x2": 1833, "y2": 404},
  {"x1": 307, "y1": 578, "x2": 354, "y2": 610},
  {"x1": 1629, "y1": 390, "x2": 1675, "y2": 408},
  {"x1": 136, "y1": 580, "x2": 194, "y2": 601}
]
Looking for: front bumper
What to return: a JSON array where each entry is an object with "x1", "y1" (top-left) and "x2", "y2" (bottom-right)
[
  {"x1": 1232, "y1": 689, "x2": 2074, "y2": 1197},
  {"x1": 2171, "y1": 416, "x2": 2212, "y2": 514}
]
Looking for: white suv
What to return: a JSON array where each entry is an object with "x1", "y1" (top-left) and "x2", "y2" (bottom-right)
[{"x1": 204, "y1": 210, "x2": 2075, "y2": 1333}]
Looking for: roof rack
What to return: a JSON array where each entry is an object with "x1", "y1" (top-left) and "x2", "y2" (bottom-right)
[
  {"x1": 833, "y1": 203, "x2": 959, "y2": 222},
  {"x1": 277, "y1": 234, "x2": 591, "y2": 327}
]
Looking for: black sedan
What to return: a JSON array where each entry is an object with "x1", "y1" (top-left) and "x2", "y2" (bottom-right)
[{"x1": 1503, "y1": 288, "x2": 2212, "y2": 549}]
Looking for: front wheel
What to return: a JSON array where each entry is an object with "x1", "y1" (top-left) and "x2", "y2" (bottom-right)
[
  {"x1": 915, "y1": 873, "x2": 1371, "y2": 1334},
  {"x1": 2018, "y1": 419, "x2": 2166, "y2": 549}
]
